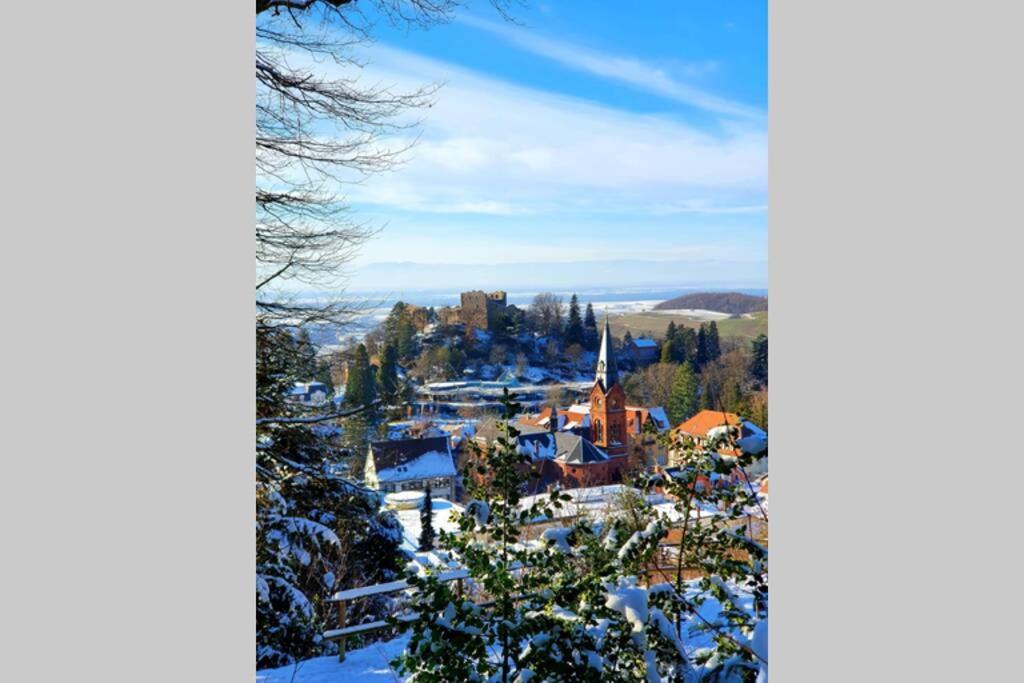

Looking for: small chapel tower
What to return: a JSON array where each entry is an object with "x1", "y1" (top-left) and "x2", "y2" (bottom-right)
[{"x1": 589, "y1": 316, "x2": 628, "y2": 456}]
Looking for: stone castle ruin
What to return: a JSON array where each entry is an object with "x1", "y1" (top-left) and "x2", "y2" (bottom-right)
[
  {"x1": 436, "y1": 290, "x2": 508, "y2": 331},
  {"x1": 459, "y1": 290, "x2": 507, "y2": 331}
]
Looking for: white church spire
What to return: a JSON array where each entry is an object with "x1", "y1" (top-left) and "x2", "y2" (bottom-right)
[{"x1": 595, "y1": 314, "x2": 618, "y2": 390}]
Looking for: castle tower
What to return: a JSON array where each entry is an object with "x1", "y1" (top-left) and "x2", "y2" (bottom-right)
[{"x1": 589, "y1": 316, "x2": 627, "y2": 456}]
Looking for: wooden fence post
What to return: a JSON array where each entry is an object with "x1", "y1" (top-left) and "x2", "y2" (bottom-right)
[{"x1": 336, "y1": 601, "x2": 348, "y2": 662}]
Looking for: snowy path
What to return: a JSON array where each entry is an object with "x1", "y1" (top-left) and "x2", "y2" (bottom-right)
[{"x1": 256, "y1": 634, "x2": 409, "y2": 682}]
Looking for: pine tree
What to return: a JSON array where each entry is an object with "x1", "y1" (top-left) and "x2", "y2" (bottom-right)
[
  {"x1": 384, "y1": 302, "x2": 417, "y2": 360},
  {"x1": 666, "y1": 361, "x2": 699, "y2": 425},
  {"x1": 750, "y1": 334, "x2": 768, "y2": 386},
  {"x1": 706, "y1": 320, "x2": 721, "y2": 361},
  {"x1": 257, "y1": 328, "x2": 402, "y2": 668},
  {"x1": 565, "y1": 293, "x2": 584, "y2": 346},
  {"x1": 377, "y1": 343, "x2": 400, "y2": 406},
  {"x1": 583, "y1": 302, "x2": 598, "y2": 350},
  {"x1": 397, "y1": 317, "x2": 416, "y2": 360},
  {"x1": 622, "y1": 329, "x2": 633, "y2": 347},
  {"x1": 678, "y1": 326, "x2": 698, "y2": 364},
  {"x1": 661, "y1": 321, "x2": 679, "y2": 363},
  {"x1": 384, "y1": 302, "x2": 406, "y2": 341},
  {"x1": 345, "y1": 343, "x2": 376, "y2": 408},
  {"x1": 696, "y1": 324, "x2": 709, "y2": 368},
  {"x1": 419, "y1": 484, "x2": 435, "y2": 551}
]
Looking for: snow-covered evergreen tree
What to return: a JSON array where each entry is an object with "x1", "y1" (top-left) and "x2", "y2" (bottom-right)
[{"x1": 257, "y1": 327, "x2": 404, "y2": 669}]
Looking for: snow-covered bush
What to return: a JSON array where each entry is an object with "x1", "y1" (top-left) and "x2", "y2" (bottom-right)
[{"x1": 394, "y1": 390, "x2": 769, "y2": 682}]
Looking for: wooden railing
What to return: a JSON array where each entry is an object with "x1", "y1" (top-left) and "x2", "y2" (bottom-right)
[
  {"x1": 322, "y1": 519, "x2": 766, "y2": 663},
  {"x1": 324, "y1": 569, "x2": 469, "y2": 662}
]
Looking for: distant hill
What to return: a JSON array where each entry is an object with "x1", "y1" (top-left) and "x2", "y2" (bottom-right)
[{"x1": 653, "y1": 292, "x2": 768, "y2": 315}]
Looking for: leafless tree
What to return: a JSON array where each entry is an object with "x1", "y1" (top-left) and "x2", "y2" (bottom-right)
[
  {"x1": 528, "y1": 292, "x2": 564, "y2": 337},
  {"x1": 489, "y1": 344, "x2": 509, "y2": 366},
  {"x1": 256, "y1": 1, "x2": 516, "y2": 328},
  {"x1": 565, "y1": 342, "x2": 584, "y2": 368}
]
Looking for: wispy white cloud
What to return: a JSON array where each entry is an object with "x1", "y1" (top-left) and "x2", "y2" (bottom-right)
[
  {"x1": 310, "y1": 44, "x2": 767, "y2": 218},
  {"x1": 458, "y1": 14, "x2": 760, "y2": 120}
]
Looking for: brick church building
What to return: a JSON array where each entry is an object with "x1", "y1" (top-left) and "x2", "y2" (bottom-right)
[
  {"x1": 472, "y1": 316, "x2": 634, "y2": 492},
  {"x1": 589, "y1": 316, "x2": 629, "y2": 458}
]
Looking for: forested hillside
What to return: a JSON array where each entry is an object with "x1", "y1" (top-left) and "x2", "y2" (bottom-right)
[{"x1": 654, "y1": 292, "x2": 768, "y2": 315}]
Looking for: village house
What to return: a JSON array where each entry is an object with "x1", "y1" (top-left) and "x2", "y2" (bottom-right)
[
  {"x1": 363, "y1": 435, "x2": 457, "y2": 500},
  {"x1": 623, "y1": 336, "x2": 660, "y2": 366},
  {"x1": 286, "y1": 381, "x2": 330, "y2": 406},
  {"x1": 672, "y1": 409, "x2": 768, "y2": 457}
]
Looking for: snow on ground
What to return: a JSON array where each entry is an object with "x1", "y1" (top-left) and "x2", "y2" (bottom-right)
[
  {"x1": 256, "y1": 634, "x2": 409, "y2": 683},
  {"x1": 517, "y1": 485, "x2": 718, "y2": 525},
  {"x1": 645, "y1": 308, "x2": 732, "y2": 321},
  {"x1": 588, "y1": 299, "x2": 665, "y2": 314},
  {"x1": 256, "y1": 580, "x2": 759, "y2": 683},
  {"x1": 519, "y1": 365, "x2": 549, "y2": 383},
  {"x1": 391, "y1": 498, "x2": 464, "y2": 553}
]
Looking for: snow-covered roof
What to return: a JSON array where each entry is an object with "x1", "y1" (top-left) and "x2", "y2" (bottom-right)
[
  {"x1": 511, "y1": 431, "x2": 608, "y2": 464},
  {"x1": 370, "y1": 436, "x2": 456, "y2": 483},
  {"x1": 742, "y1": 420, "x2": 767, "y2": 438},
  {"x1": 647, "y1": 407, "x2": 670, "y2": 431},
  {"x1": 290, "y1": 381, "x2": 329, "y2": 395}
]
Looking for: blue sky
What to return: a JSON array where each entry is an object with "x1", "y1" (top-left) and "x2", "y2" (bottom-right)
[{"x1": 334, "y1": 2, "x2": 766, "y2": 291}]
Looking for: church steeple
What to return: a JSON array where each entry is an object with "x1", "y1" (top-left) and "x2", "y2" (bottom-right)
[
  {"x1": 595, "y1": 314, "x2": 618, "y2": 390},
  {"x1": 590, "y1": 314, "x2": 627, "y2": 457}
]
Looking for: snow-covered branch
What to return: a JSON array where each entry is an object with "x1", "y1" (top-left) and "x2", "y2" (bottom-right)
[{"x1": 256, "y1": 399, "x2": 381, "y2": 425}]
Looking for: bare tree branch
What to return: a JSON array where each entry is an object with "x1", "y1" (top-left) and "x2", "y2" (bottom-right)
[{"x1": 257, "y1": 399, "x2": 382, "y2": 425}]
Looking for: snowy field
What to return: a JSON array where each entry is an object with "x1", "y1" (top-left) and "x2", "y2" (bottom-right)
[{"x1": 641, "y1": 308, "x2": 734, "y2": 321}]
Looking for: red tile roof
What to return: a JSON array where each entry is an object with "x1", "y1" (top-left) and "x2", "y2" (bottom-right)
[{"x1": 674, "y1": 410, "x2": 742, "y2": 437}]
